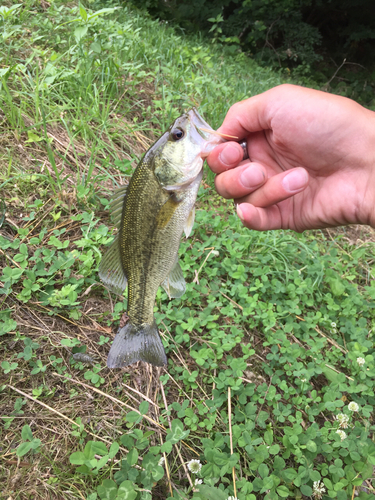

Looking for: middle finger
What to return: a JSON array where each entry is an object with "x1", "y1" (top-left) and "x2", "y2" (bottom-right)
[{"x1": 214, "y1": 162, "x2": 267, "y2": 199}]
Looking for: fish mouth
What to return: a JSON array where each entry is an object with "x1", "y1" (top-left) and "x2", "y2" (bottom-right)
[
  {"x1": 188, "y1": 108, "x2": 213, "y2": 138},
  {"x1": 188, "y1": 107, "x2": 248, "y2": 160},
  {"x1": 187, "y1": 108, "x2": 222, "y2": 155}
]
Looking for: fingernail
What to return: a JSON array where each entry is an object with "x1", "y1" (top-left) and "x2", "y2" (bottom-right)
[
  {"x1": 282, "y1": 169, "x2": 308, "y2": 192},
  {"x1": 240, "y1": 167, "x2": 265, "y2": 189},
  {"x1": 219, "y1": 144, "x2": 242, "y2": 166},
  {"x1": 237, "y1": 204, "x2": 244, "y2": 220}
]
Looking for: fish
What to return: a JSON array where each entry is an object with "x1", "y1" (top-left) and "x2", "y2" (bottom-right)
[{"x1": 99, "y1": 108, "x2": 247, "y2": 368}]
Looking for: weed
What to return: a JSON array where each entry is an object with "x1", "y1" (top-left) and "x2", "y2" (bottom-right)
[{"x1": 16, "y1": 424, "x2": 41, "y2": 457}]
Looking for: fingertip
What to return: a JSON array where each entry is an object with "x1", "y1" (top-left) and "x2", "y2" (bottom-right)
[
  {"x1": 219, "y1": 143, "x2": 243, "y2": 167},
  {"x1": 237, "y1": 203, "x2": 258, "y2": 228},
  {"x1": 236, "y1": 203, "x2": 244, "y2": 221},
  {"x1": 215, "y1": 162, "x2": 266, "y2": 199},
  {"x1": 241, "y1": 167, "x2": 309, "y2": 209},
  {"x1": 281, "y1": 167, "x2": 309, "y2": 193},
  {"x1": 207, "y1": 142, "x2": 244, "y2": 173},
  {"x1": 237, "y1": 203, "x2": 282, "y2": 231},
  {"x1": 239, "y1": 164, "x2": 266, "y2": 189}
]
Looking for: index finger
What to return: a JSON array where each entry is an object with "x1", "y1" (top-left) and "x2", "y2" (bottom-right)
[{"x1": 206, "y1": 142, "x2": 245, "y2": 173}]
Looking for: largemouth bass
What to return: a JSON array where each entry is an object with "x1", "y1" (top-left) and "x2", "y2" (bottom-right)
[{"x1": 99, "y1": 109, "x2": 225, "y2": 368}]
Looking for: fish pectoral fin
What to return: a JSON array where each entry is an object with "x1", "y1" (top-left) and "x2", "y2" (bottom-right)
[
  {"x1": 109, "y1": 184, "x2": 128, "y2": 228},
  {"x1": 161, "y1": 256, "x2": 186, "y2": 299},
  {"x1": 98, "y1": 236, "x2": 128, "y2": 295},
  {"x1": 155, "y1": 192, "x2": 182, "y2": 229},
  {"x1": 184, "y1": 206, "x2": 195, "y2": 238}
]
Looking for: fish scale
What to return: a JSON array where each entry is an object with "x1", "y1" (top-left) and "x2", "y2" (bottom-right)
[{"x1": 120, "y1": 162, "x2": 168, "y2": 325}]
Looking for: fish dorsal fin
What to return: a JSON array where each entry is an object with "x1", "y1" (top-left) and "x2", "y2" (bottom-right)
[
  {"x1": 184, "y1": 206, "x2": 195, "y2": 238},
  {"x1": 98, "y1": 236, "x2": 127, "y2": 295},
  {"x1": 109, "y1": 184, "x2": 127, "y2": 228},
  {"x1": 161, "y1": 255, "x2": 186, "y2": 299}
]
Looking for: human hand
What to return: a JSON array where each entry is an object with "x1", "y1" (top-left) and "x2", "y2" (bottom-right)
[{"x1": 207, "y1": 84, "x2": 375, "y2": 232}]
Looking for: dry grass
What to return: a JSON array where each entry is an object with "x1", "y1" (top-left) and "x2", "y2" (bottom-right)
[
  {"x1": 0, "y1": 108, "x2": 163, "y2": 498},
  {"x1": 0, "y1": 123, "x2": 216, "y2": 499},
  {"x1": 0, "y1": 308, "x2": 186, "y2": 499}
]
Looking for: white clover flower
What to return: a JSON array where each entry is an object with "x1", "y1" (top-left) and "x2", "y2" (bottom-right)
[
  {"x1": 336, "y1": 429, "x2": 347, "y2": 441},
  {"x1": 227, "y1": 497, "x2": 238, "y2": 500},
  {"x1": 212, "y1": 250, "x2": 219, "y2": 257},
  {"x1": 193, "y1": 478, "x2": 203, "y2": 493},
  {"x1": 158, "y1": 456, "x2": 165, "y2": 467},
  {"x1": 348, "y1": 401, "x2": 359, "y2": 412},
  {"x1": 313, "y1": 480, "x2": 326, "y2": 499},
  {"x1": 335, "y1": 413, "x2": 349, "y2": 429},
  {"x1": 357, "y1": 357, "x2": 365, "y2": 367},
  {"x1": 300, "y1": 378, "x2": 307, "y2": 383},
  {"x1": 187, "y1": 459, "x2": 202, "y2": 473},
  {"x1": 331, "y1": 322, "x2": 336, "y2": 328}
]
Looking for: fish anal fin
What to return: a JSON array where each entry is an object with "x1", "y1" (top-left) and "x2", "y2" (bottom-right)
[
  {"x1": 161, "y1": 256, "x2": 186, "y2": 298},
  {"x1": 98, "y1": 236, "x2": 127, "y2": 295}
]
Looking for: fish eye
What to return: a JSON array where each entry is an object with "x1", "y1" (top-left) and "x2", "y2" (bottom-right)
[{"x1": 171, "y1": 128, "x2": 184, "y2": 141}]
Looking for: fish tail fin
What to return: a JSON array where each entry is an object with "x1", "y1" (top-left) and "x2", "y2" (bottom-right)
[{"x1": 107, "y1": 319, "x2": 167, "y2": 368}]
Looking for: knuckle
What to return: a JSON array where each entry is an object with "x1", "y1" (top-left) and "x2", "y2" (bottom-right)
[
  {"x1": 277, "y1": 83, "x2": 294, "y2": 93},
  {"x1": 227, "y1": 101, "x2": 242, "y2": 116}
]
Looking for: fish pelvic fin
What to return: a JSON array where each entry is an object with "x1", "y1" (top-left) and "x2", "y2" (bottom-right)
[
  {"x1": 107, "y1": 319, "x2": 167, "y2": 368},
  {"x1": 99, "y1": 235, "x2": 127, "y2": 295}
]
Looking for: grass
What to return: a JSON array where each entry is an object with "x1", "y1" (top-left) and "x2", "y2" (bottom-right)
[{"x1": 0, "y1": 2, "x2": 375, "y2": 500}]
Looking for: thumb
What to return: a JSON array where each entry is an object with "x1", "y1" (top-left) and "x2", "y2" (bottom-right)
[
  {"x1": 218, "y1": 84, "x2": 302, "y2": 139},
  {"x1": 217, "y1": 89, "x2": 275, "y2": 139}
]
